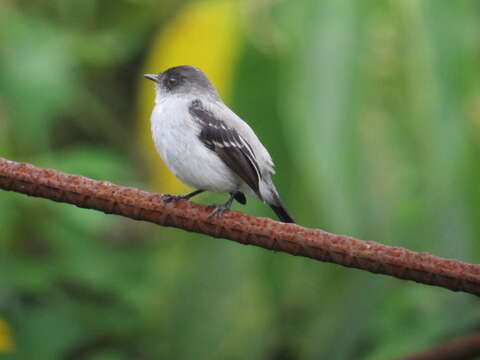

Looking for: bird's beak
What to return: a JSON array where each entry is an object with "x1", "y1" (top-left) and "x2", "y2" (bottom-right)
[{"x1": 144, "y1": 74, "x2": 158, "y2": 82}]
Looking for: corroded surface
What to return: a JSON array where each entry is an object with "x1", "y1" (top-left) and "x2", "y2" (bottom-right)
[{"x1": 1, "y1": 156, "x2": 480, "y2": 296}]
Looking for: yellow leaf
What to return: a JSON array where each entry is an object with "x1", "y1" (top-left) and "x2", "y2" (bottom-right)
[{"x1": 0, "y1": 318, "x2": 14, "y2": 353}]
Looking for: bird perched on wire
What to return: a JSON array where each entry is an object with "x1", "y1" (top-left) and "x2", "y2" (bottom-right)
[{"x1": 144, "y1": 65, "x2": 295, "y2": 223}]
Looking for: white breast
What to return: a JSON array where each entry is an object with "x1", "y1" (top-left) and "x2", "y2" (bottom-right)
[{"x1": 150, "y1": 96, "x2": 241, "y2": 193}]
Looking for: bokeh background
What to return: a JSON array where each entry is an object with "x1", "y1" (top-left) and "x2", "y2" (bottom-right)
[{"x1": 1, "y1": 0, "x2": 480, "y2": 359}]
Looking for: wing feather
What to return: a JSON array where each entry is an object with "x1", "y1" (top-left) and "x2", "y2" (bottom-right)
[{"x1": 189, "y1": 99, "x2": 262, "y2": 199}]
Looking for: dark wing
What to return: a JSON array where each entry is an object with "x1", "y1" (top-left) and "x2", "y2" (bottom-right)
[{"x1": 189, "y1": 99, "x2": 262, "y2": 199}]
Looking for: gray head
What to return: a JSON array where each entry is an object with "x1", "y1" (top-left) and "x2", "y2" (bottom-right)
[{"x1": 144, "y1": 65, "x2": 219, "y2": 100}]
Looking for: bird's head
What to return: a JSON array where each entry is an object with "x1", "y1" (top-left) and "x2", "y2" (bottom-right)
[{"x1": 144, "y1": 65, "x2": 218, "y2": 102}]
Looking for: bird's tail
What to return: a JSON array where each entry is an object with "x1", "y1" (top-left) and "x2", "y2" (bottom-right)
[
  {"x1": 269, "y1": 193, "x2": 296, "y2": 224},
  {"x1": 270, "y1": 203, "x2": 296, "y2": 223}
]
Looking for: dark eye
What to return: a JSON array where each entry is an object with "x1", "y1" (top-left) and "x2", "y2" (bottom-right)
[{"x1": 167, "y1": 77, "x2": 178, "y2": 87}]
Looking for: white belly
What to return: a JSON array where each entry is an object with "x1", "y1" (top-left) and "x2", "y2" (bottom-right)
[{"x1": 151, "y1": 97, "x2": 240, "y2": 193}]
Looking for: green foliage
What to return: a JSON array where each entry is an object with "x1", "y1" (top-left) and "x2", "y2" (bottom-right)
[{"x1": 1, "y1": 0, "x2": 480, "y2": 359}]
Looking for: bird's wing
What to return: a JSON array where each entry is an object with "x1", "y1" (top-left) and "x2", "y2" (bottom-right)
[{"x1": 189, "y1": 99, "x2": 262, "y2": 199}]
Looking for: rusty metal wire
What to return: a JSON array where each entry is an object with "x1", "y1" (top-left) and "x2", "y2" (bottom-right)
[
  {"x1": 398, "y1": 332, "x2": 480, "y2": 360},
  {"x1": 1, "y1": 156, "x2": 480, "y2": 296}
]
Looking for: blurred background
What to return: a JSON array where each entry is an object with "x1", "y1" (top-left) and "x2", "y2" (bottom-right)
[{"x1": 1, "y1": 0, "x2": 480, "y2": 359}]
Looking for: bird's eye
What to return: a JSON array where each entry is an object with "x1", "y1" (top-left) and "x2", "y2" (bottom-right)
[{"x1": 167, "y1": 77, "x2": 178, "y2": 87}]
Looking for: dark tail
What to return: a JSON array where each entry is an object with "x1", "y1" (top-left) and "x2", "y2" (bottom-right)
[
  {"x1": 270, "y1": 204, "x2": 296, "y2": 223},
  {"x1": 269, "y1": 194, "x2": 296, "y2": 223}
]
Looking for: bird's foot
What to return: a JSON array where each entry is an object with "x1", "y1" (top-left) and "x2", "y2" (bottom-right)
[
  {"x1": 163, "y1": 194, "x2": 190, "y2": 203},
  {"x1": 206, "y1": 204, "x2": 230, "y2": 219},
  {"x1": 163, "y1": 189, "x2": 205, "y2": 203}
]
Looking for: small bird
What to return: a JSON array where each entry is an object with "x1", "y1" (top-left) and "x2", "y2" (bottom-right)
[{"x1": 144, "y1": 65, "x2": 295, "y2": 223}]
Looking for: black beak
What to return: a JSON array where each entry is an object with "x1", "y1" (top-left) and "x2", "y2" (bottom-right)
[{"x1": 144, "y1": 74, "x2": 158, "y2": 82}]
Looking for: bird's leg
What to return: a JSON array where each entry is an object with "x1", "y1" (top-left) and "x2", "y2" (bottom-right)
[
  {"x1": 207, "y1": 191, "x2": 239, "y2": 219},
  {"x1": 163, "y1": 189, "x2": 204, "y2": 203}
]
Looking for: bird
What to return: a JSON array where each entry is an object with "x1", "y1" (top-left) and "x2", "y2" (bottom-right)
[{"x1": 144, "y1": 65, "x2": 295, "y2": 223}]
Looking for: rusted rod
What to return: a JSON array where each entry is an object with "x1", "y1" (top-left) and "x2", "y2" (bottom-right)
[
  {"x1": 398, "y1": 332, "x2": 480, "y2": 360},
  {"x1": 0, "y1": 156, "x2": 479, "y2": 296}
]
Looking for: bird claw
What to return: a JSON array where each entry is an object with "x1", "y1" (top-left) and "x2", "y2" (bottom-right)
[
  {"x1": 163, "y1": 194, "x2": 188, "y2": 203},
  {"x1": 206, "y1": 204, "x2": 230, "y2": 219}
]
